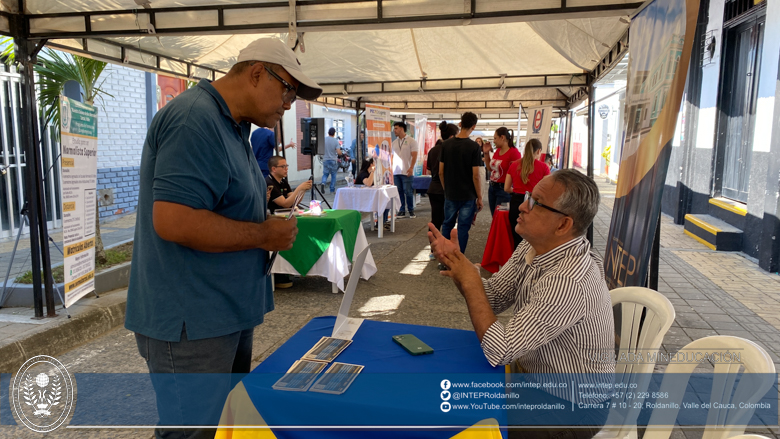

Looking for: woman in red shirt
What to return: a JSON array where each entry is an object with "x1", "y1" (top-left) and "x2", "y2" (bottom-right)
[
  {"x1": 505, "y1": 138, "x2": 550, "y2": 248},
  {"x1": 486, "y1": 127, "x2": 521, "y2": 217}
]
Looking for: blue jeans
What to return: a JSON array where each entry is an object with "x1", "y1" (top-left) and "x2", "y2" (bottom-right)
[
  {"x1": 322, "y1": 159, "x2": 338, "y2": 192},
  {"x1": 441, "y1": 199, "x2": 477, "y2": 253},
  {"x1": 394, "y1": 174, "x2": 415, "y2": 214},
  {"x1": 488, "y1": 182, "x2": 512, "y2": 217},
  {"x1": 135, "y1": 325, "x2": 254, "y2": 438}
]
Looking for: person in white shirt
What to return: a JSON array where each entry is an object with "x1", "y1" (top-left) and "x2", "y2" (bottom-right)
[{"x1": 391, "y1": 121, "x2": 418, "y2": 218}]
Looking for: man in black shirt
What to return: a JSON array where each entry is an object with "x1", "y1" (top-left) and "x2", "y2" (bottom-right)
[
  {"x1": 266, "y1": 156, "x2": 312, "y2": 214},
  {"x1": 439, "y1": 112, "x2": 483, "y2": 254},
  {"x1": 265, "y1": 156, "x2": 312, "y2": 289}
]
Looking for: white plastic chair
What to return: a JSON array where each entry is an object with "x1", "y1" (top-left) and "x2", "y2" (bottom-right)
[
  {"x1": 597, "y1": 287, "x2": 676, "y2": 439},
  {"x1": 643, "y1": 336, "x2": 776, "y2": 439}
]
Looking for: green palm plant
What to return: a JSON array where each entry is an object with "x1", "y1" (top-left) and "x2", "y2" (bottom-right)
[
  {"x1": 1, "y1": 38, "x2": 113, "y2": 264},
  {"x1": 35, "y1": 49, "x2": 113, "y2": 133}
]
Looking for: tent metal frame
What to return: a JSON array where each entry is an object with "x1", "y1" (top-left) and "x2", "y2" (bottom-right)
[{"x1": 0, "y1": 1, "x2": 642, "y2": 39}]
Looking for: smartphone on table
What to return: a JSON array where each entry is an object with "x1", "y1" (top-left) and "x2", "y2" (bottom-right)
[{"x1": 393, "y1": 334, "x2": 434, "y2": 356}]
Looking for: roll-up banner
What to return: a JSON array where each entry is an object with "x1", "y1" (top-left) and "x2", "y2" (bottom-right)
[
  {"x1": 524, "y1": 105, "x2": 553, "y2": 153},
  {"x1": 59, "y1": 96, "x2": 99, "y2": 306},
  {"x1": 365, "y1": 104, "x2": 392, "y2": 186},
  {"x1": 605, "y1": 0, "x2": 699, "y2": 288},
  {"x1": 413, "y1": 116, "x2": 427, "y2": 177}
]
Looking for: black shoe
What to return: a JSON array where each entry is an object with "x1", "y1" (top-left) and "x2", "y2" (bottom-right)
[
  {"x1": 409, "y1": 212, "x2": 417, "y2": 219},
  {"x1": 397, "y1": 211, "x2": 406, "y2": 217},
  {"x1": 384, "y1": 223, "x2": 391, "y2": 230}
]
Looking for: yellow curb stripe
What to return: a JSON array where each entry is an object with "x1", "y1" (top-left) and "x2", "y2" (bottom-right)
[
  {"x1": 709, "y1": 198, "x2": 747, "y2": 216},
  {"x1": 684, "y1": 230, "x2": 717, "y2": 250},
  {"x1": 684, "y1": 214, "x2": 721, "y2": 235}
]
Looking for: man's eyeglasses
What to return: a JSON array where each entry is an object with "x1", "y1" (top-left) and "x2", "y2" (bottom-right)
[
  {"x1": 274, "y1": 165, "x2": 289, "y2": 169},
  {"x1": 263, "y1": 65, "x2": 297, "y2": 104},
  {"x1": 525, "y1": 191, "x2": 568, "y2": 216}
]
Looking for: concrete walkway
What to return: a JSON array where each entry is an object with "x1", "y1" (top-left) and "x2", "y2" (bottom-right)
[{"x1": 0, "y1": 169, "x2": 779, "y2": 438}]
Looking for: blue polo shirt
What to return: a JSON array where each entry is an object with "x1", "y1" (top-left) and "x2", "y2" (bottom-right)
[
  {"x1": 125, "y1": 79, "x2": 273, "y2": 342},
  {"x1": 250, "y1": 128, "x2": 275, "y2": 177}
]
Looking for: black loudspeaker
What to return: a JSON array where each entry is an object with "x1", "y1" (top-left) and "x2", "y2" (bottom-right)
[{"x1": 301, "y1": 117, "x2": 325, "y2": 155}]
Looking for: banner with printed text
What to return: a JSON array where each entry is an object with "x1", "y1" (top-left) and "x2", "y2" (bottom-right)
[
  {"x1": 524, "y1": 105, "x2": 553, "y2": 153},
  {"x1": 605, "y1": 0, "x2": 699, "y2": 288},
  {"x1": 59, "y1": 96, "x2": 98, "y2": 306},
  {"x1": 365, "y1": 104, "x2": 392, "y2": 186}
]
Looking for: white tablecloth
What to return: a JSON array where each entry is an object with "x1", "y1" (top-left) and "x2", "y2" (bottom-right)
[
  {"x1": 333, "y1": 185, "x2": 401, "y2": 215},
  {"x1": 273, "y1": 227, "x2": 376, "y2": 292}
]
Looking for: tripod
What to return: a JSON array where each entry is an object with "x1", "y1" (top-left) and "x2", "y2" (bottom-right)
[
  {"x1": 309, "y1": 152, "x2": 332, "y2": 209},
  {"x1": 0, "y1": 201, "x2": 70, "y2": 317}
]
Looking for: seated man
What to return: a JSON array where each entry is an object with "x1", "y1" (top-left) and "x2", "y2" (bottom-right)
[
  {"x1": 429, "y1": 169, "x2": 615, "y2": 439},
  {"x1": 266, "y1": 156, "x2": 312, "y2": 289},
  {"x1": 266, "y1": 156, "x2": 312, "y2": 215}
]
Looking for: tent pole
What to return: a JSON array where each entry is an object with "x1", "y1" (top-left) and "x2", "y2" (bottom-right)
[
  {"x1": 586, "y1": 83, "x2": 595, "y2": 247},
  {"x1": 13, "y1": 24, "x2": 55, "y2": 317},
  {"x1": 356, "y1": 98, "x2": 362, "y2": 165},
  {"x1": 563, "y1": 109, "x2": 573, "y2": 170}
]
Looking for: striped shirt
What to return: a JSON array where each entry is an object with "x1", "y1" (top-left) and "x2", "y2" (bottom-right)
[{"x1": 480, "y1": 236, "x2": 615, "y2": 400}]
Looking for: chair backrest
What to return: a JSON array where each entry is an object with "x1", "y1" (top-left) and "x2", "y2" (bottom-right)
[
  {"x1": 611, "y1": 287, "x2": 676, "y2": 376},
  {"x1": 605, "y1": 287, "x2": 676, "y2": 437},
  {"x1": 644, "y1": 336, "x2": 776, "y2": 439}
]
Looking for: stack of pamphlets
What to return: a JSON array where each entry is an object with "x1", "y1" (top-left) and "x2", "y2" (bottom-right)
[{"x1": 272, "y1": 337, "x2": 364, "y2": 394}]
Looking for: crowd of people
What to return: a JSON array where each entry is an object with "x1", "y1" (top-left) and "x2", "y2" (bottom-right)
[{"x1": 126, "y1": 35, "x2": 613, "y2": 439}]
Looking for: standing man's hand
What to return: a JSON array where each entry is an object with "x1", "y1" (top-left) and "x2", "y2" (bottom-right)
[
  {"x1": 476, "y1": 198, "x2": 484, "y2": 212},
  {"x1": 406, "y1": 167, "x2": 413, "y2": 177},
  {"x1": 261, "y1": 216, "x2": 298, "y2": 251},
  {"x1": 285, "y1": 138, "x2": 296, "y2": 149},
  {"x1": 266, "y1": 187, "x2": 272, "y2": 202}
]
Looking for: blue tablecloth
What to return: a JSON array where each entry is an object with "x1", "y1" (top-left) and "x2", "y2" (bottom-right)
[
  {"x1": 243, "y1": 316, "x2": 507, "y2": 438},
  {"x1": 413, "y1": 175, "x2": 432, "y2": 191}
]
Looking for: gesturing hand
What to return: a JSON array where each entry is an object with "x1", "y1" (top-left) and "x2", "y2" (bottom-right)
[{"x1": 427, "y1": 223, "x2": 482, "y2": 291}]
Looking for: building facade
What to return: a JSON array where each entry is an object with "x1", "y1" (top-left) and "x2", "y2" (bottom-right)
[{"x1": 662, "y1": 0, "x2": 780, "y2": 272}]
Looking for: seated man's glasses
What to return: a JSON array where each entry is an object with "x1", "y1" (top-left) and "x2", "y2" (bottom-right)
[{"x1": 525, "y1": 191, "x2": 568, "y2": 216}]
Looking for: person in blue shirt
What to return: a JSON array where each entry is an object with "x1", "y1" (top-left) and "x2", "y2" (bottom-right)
[
  {"x1": 250, "y1": 127, "x2": 296, "y2": 178},
  {"x1": 321, "y1": 127, "x2": 342, "y2": 193},
  {"x1": 125, "y1": 38, "x2": 321, "y2": 438}
]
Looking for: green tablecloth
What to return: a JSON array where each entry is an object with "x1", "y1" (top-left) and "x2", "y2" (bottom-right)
[{"x1": 279, "y1": 210, "x2": 361, "y2": 275}]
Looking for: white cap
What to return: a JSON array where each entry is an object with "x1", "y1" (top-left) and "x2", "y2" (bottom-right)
[{"x1": 237, "y1": 38, "x2": 322, "y2": 101}]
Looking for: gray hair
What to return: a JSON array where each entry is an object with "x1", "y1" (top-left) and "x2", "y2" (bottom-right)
[{"x1": 551, "y1": 169, "x2": 600, "y2": 236}]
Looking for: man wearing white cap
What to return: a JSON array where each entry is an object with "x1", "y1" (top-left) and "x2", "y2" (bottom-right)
[{"x1": 126, "y1": 38, "x2": 321, "y2": 437}]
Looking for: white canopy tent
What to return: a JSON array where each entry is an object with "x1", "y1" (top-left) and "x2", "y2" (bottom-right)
[{"x1": 0, "y1": 0, "x2": 637, "y2": 317}]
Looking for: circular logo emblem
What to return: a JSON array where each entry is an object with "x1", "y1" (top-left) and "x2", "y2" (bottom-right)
[
  {"x1": 12, "y1": 355, "x2": 75, "y2": 433},
  {"x1": 60, "y1": 98, "x2": 71, "y2": 133},
  {"x1": 598, "y1": 104, "x2": 610, "y2": 119}
]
